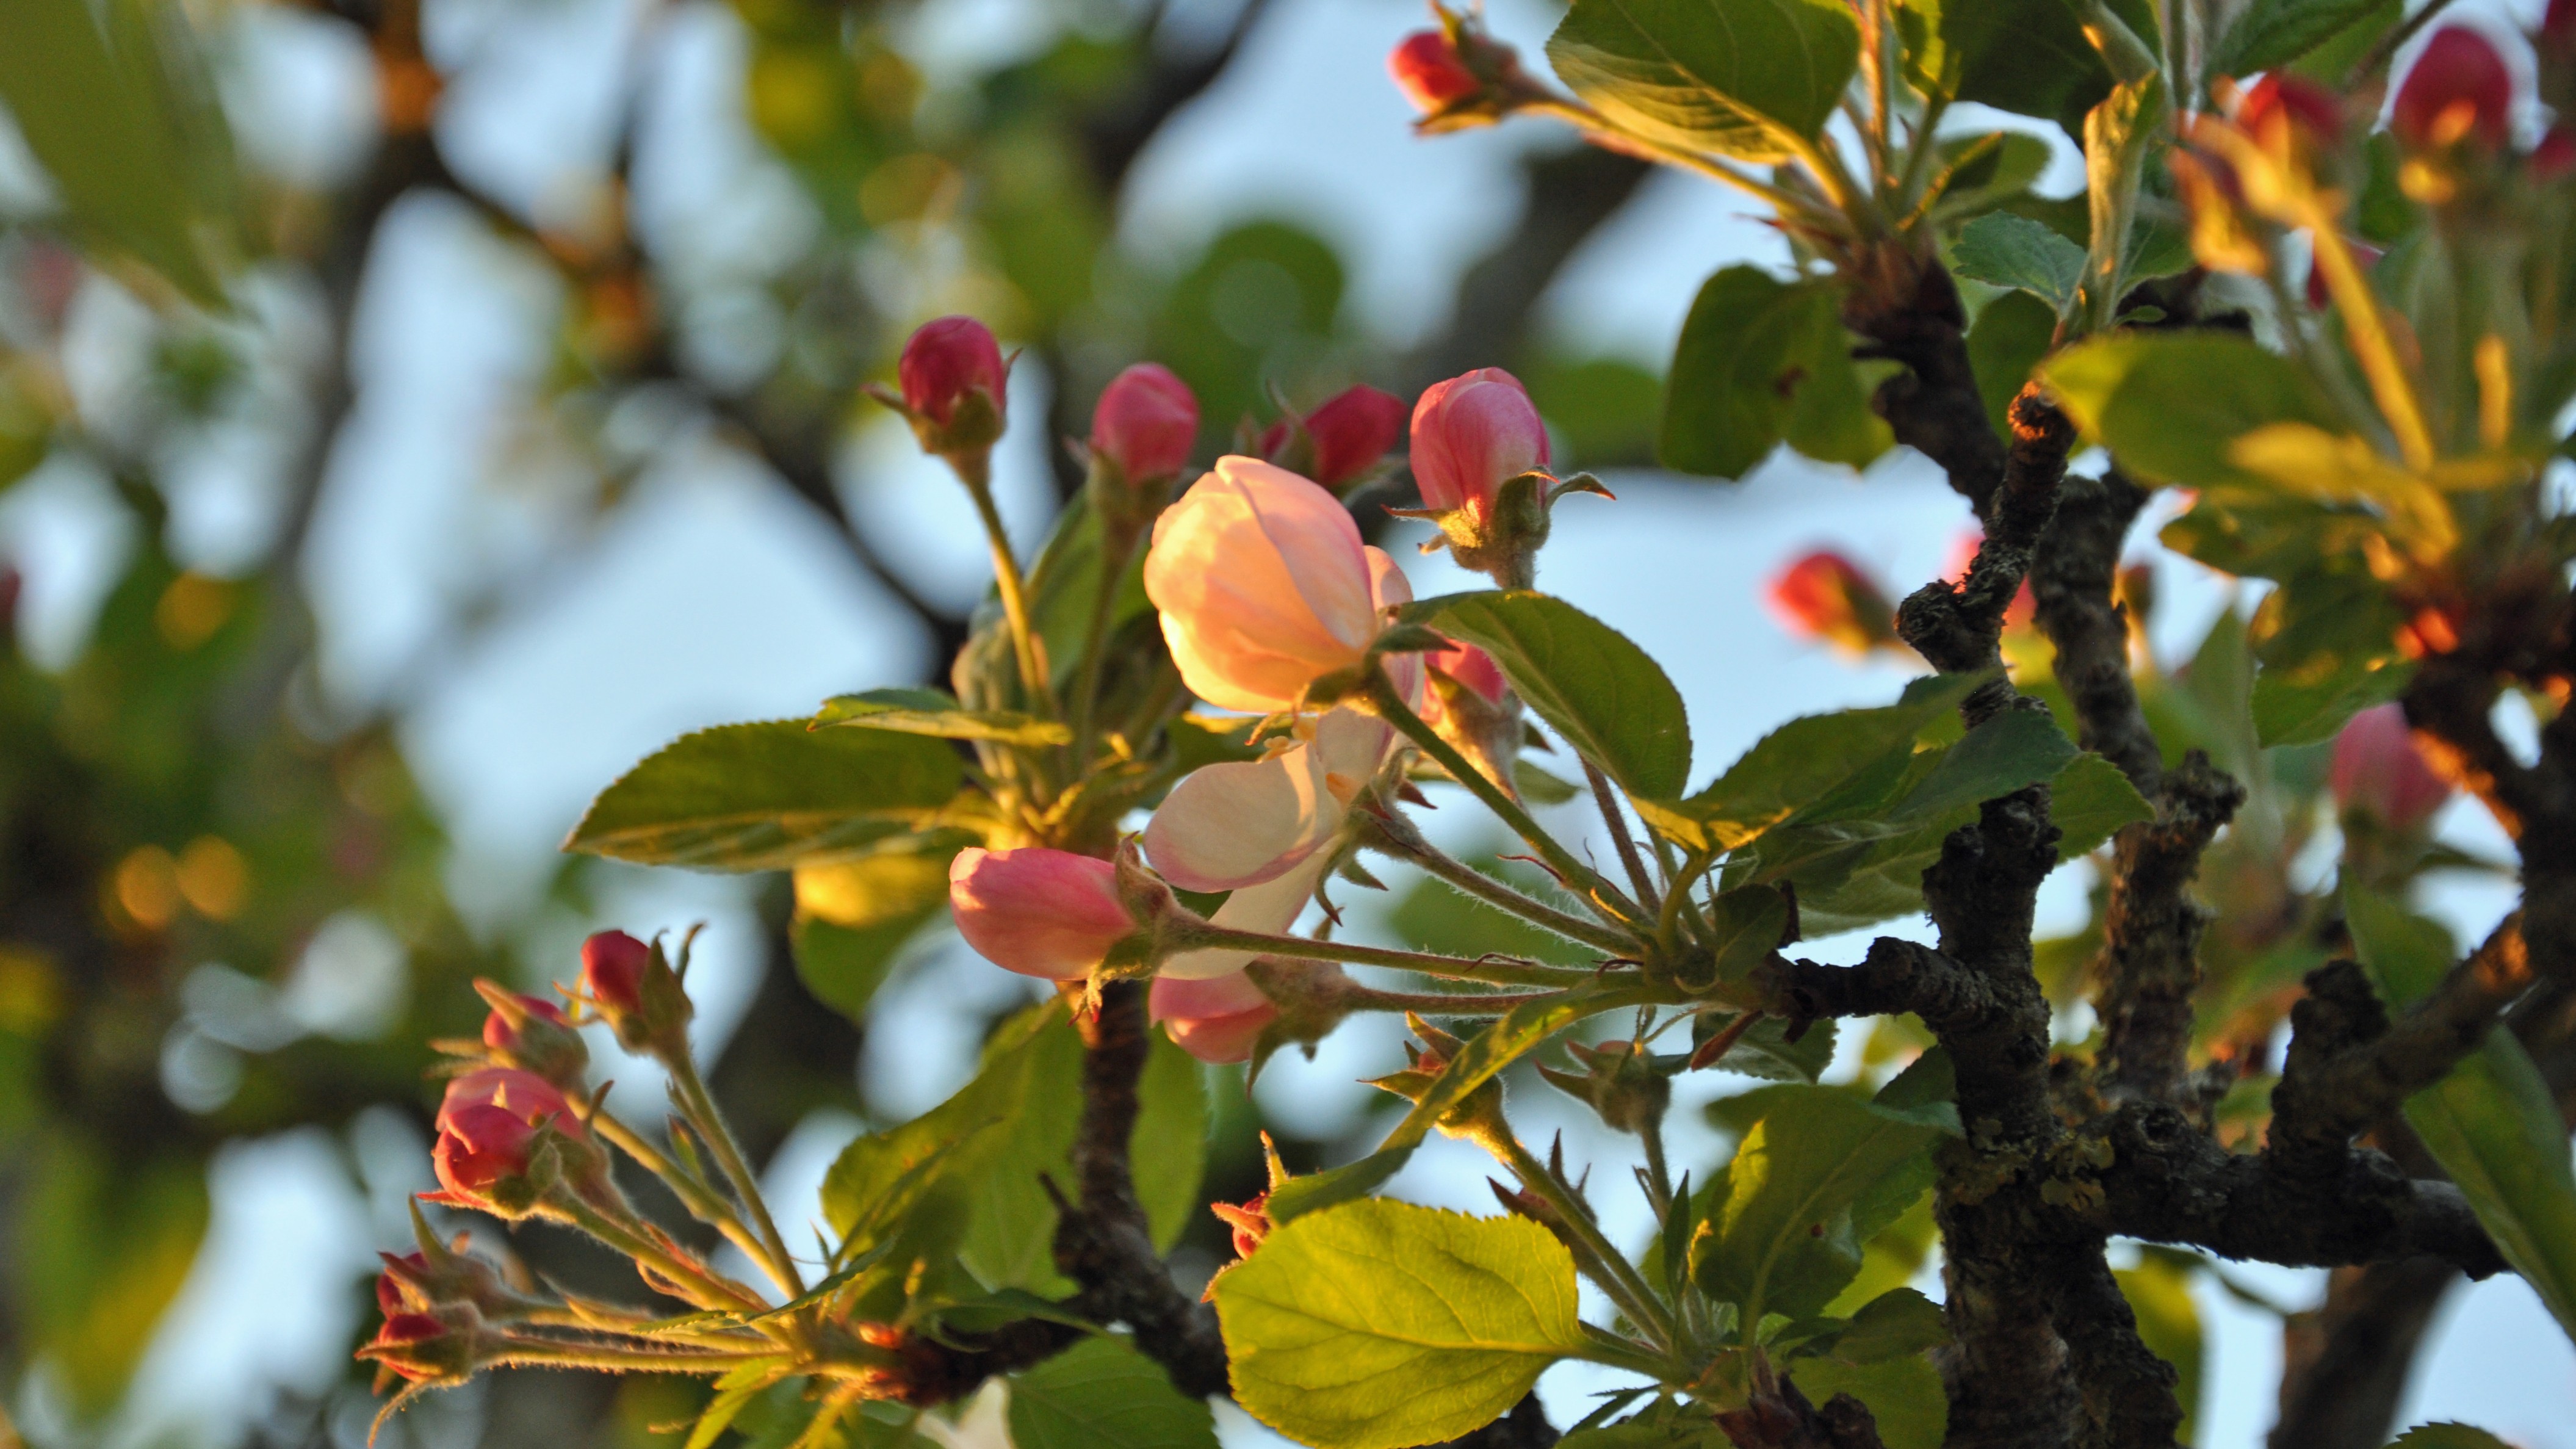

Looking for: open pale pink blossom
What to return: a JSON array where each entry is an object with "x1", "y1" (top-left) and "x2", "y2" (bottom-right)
[
  {"x1": 1145, "y1": 707, "x2": 1394, "y2": 894},
  {"x1": 1151, "y1": 970, "x2": 1277, "y2": 1063},
  {"x1": 1410, "y1": 368, "x2": 1548, "y2": 521},
  {"x1": 1144, "y1": 457, "x2": 1413, "y2": 712},
  {"x1": 948, "y1": 847, "x2": 1136, "y2": 980}
]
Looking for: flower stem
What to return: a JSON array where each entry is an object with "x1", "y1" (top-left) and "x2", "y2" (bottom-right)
[
  {"x1": 1344, "y1": 986, "x2": 1560, "y2": 1016},
  {"x1": 549, "y1": 1195, "x2": 770, "y2": 1317},
  {"x1": 491, "y1": 1337, "x2": 777, "y2": 1375},
  {"x1": 950, "y1": 451, "x2": 1056, "y2": 715},
  {"x1": 665, "y1": 1054, "x2": 807, "y2": 1298},
  {"x1": 1360, "y1": 811, "x2": 1640, "y2": 956},
  {"x1": 1175, "y1": 922, "x2": 1600, "y2": 989},
  {"x1": 1490, "y1": 1131, "x2": 1677, "y2": 1354},
  {"x1": 1584, "y1": 758, "x2": 1662, "y2": 919},
  {"x1": 1366, "y1": 668, "x2": 1646, "y2": 929},
  {"x1": 1068, "y1": 515, "x2": 1143, "y2": 768},
  {"x1": 588, "y1": 1108, "x2": 789, "y2": 1295}
]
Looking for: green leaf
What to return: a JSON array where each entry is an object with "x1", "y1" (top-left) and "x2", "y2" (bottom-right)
[
  {"x1": 1642, "y1": 673, "x2": 1982, "y2": 852},
  {"x1": 1698, "y1": 1012, "x2": 1838, "y2": 1083},
  {"x1": 1703, "y1": 884, "x2": 1792, "y2": 987},
  {"x1": 2403, "y1": 1036, "x2": 2576, "y2": 1345},
  {"x1": 1006, "y1": 1335, "x2": 1221, "y2": 1449},
  {"x1": 1515, "y1": 760, "x2": 1584, "y2": 806},
  {"x1": 1262, "y1": 1145, "x2": 1417, "y2": 1225},
  {"x1": 1895, "y1": 0, "x2": 2157, "y2": 132},
  {"x1": 2049, "y1": 753, "x2": 2156, "y2": 858},
  {"x1": 1133, "y1": 1031, "x2": 1209, "y2": 1252},
  {"x1": 1659, "y1": 267, "x2": 1885, "y2": 479},
  {"x1": 1885, "y1": 705, "x2": 2077, "y2": 822},
  {"x1": 2346, "y1": 894, "x2": 2576, "y2": 1344},
  {"x1": 1690, "y1": 1085, "x2": 1949, "y2": 1325},
  {"x1": 1952, "y1": 214, "x2": 2088, "y2": 317},
  {"x1": 0, "y1": 0, "x2": 239, "y2": 306},
  {"x1": 2114, "y1": 1254, "x2": 2205, "y2": 1445},
  {"x1": 1786, "y1": 1356, "x2": 1946, "y2": 1449},
  {"x1": 1214, "y1": 1199, "x2": 1590, "y2": 1449},
  {"x1": 815, "y1": 687, "x2": 1072, "y2": 746},
  {"x1": 1966, "y1": 289, "x2": 2060, "y2": 441},
  {"x1": 1405, "y1": 592, "x2": 1691, "y2": 799},
  {"x1": 2040, "y1": 333, "x2": 2341, "y2": 492},
  {"x1": 790, "y1": 839, "x2": 970, "y2": 1022},
  {"x1": 2385, "y1": 1426, "x2": 2516, "y2": 1449},
  {"x1": 2252, "y1": 652, "x2": 2414, "y2": 748},
  {"x1": 821, "y1": 1003, "x2": 1085, "y2": 1298},
  {"x1": 1829, "y1": 1287, "x2": 1949, "y2": 1362},
  {"x1": 1548, "y1": 0, "x2": 1861, "y2": 161},
  {"x1": 566, "y1": 721, "x2": 962, "y2": 871},
  {"x1": 2207, "y1": 0, "x2": 2393, "y2": 81}
]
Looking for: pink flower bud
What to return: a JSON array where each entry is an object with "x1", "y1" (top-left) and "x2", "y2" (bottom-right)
[
  {"x1": 898, "y1": 316, "x2": 1008, "y2": 429},
  {"x1": 1409, "y1": 368, "x2": 1549, "y2": 520},
  {"x1": 947, "y1": 847, "x2": 1139, "y2": 980},
  {"x1": 581, "y1": 930, "x2": 649, "y2": 1016},
  {"x1": 1150, "y1": 970, "x2": 1277, "y2": 1064},
  {"x1": 2238, "y1": 74, "x2": 2342, "y2": 148},
  {"x1": 438, "y1": 1068, "x2": 586, "y2": 1140},
  {"x1": 1767, "y1": 551, "x2": 1902, "y2": 655},
  {"x1": 1389, "y1": 31, "x2": 1481, "y2": 114},
  {"x1": 2331, "y1": 703, "x2": 2453, "y2": 834},
  {"x1": 1260, "y1": 385, "x2": 1410, "y2": 490},
  {"x1": 1144, "y1": 457, "x2": 1413, "y2": 712},
  {"x1": 2394, "y1": 28, "x2": 2514, "y2": 153},
  {"x1": 1211, "y1": 1191, "x2": 1272, "y2": 1259},
  {"x1": 1091, "y1": 363, "x2": 1199, "y2": 485}
]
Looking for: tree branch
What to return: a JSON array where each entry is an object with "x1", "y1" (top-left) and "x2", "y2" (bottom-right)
[
  {"x1": 1847, "y1": 260, "x2": 2008, "y2": 520},
  {"x1": 2093, "y1": 753, "x2": 2245, "y2": 1105},
  {"x1": 2267, "y1": 1257, "x2": 2458, "y2": 1449},
  {"x1": 1051, "y1": 982, "x2": 1231, "y2": 1397},
  {"x1": 2028, "y1": 469, "x2": 2159, "y2": 793},
  {"x1": 2044, "y1": 1246, "x2": 2183, "y2": 1449}
]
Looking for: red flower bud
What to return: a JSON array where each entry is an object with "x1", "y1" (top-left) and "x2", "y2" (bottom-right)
[
  {"x1": 1767, "y1": 551, "x2": 1901, "y2": 655},
  {"x1": 377, "y1": 1251, "x2": 430, "y2": 1317},
  {"x1": 1210, "y1": 1191, "x2": 1273, "y2": 1260},
  {"x1": 480, "y1": 991, "x2": 566, "y2": 1052},
  {"x1": 430, "y1": 1103, "x2": 540, "y2": 1206},
  {"x1": 581, "y1": 930, "x2": 649, "y2": 1016},
  {"x1": 1410, "y1": 367, "x2": 1549, "y2": 520},
  {"x1": 2331, "y1": 703, "x2": 2453, "y2": 834},
  {"x1": 2544, "y1": 0, "x2": 2576, "y2": 59},
  {"x1": 2536, "y1": 126, "x2": 2576, "y2": 181},
  {"x1": 898, "y1": 316, "x2": 1009, "y2": 429},
  {"x1": 1090, "y1": 363, "x2": 1199, "y2": 485},
  {"x1": 2238, "y1": 74, "x2": 2342, "y2": 147},
  {"x1": 1257, "y1": 385, "x2": 1409, "y2": 490},
  {"x1": 366, "y1": 1313, "x2": 460, "y2": 1383},
  {"x1": 947, "y1": 847, "x2": 1141, "y2": 980},
  {"x1": 1388, "y1": 31, "x2": 1481, "y2": 115},
  {"x1": 2394, "y1": 27, "x2": 2514, "y2": 153}
]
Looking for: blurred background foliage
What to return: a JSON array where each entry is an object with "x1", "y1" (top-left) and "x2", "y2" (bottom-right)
[{"x1": 0, "y1": 0, "x2": 1667, "y2": 1443}]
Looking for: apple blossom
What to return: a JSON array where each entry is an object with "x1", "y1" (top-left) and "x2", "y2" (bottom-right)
[
  {"x1": 1145, "y1": 707, "x2": 1395, "y2": 893},
  {"x1": 898, "y1": 317, "x2": 1008, "y2": 432},
  {"x1": 1150, "y1": 970, "x2": 1277, "y2": 1064},
  {"x1": 1143, "y1": 456, "x2": 1413, "y2": 712},
  {"x1": 581, "y1": 930, "x2": 648, "y2": 1016}
]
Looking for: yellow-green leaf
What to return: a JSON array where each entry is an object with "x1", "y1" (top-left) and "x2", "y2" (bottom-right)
[
  {"x1": 1215, "y1": 1200, "x2": 1589, "y2": 1449},
  {"x1": 566, "y1": 720, "x2": 962, "y2": 870}
]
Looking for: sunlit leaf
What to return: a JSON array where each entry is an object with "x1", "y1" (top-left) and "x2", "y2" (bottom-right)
[
  {"x1": 1405, "y1": 592, "x2": 1692, "y2": 800},
  {"x1": 1214, "y1": 1200, "x2": 1589, "y2": 1449},
  {"x1": 1548, "y1": 0, "x2": 1861, "y2": 161},
  {"x1": 566, "y1": 721, "x2": 962, "y2": 870}
]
